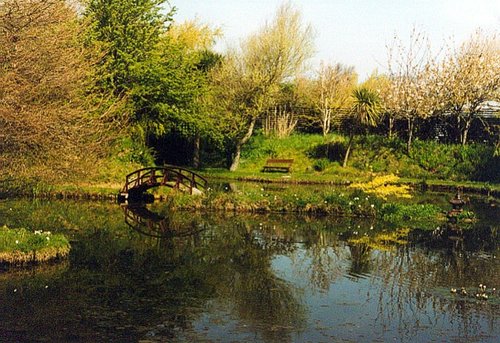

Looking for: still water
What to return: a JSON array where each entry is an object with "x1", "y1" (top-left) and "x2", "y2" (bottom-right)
[{"x1": 0, "y1": 193, "x2": 498, "y2": 342}]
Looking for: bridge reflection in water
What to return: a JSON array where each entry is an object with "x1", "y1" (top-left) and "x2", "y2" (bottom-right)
[{"x1": 122, "y1": 204, "x2": 205, "y2": 238}]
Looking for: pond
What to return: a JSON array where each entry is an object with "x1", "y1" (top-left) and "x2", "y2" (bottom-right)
[{"x1": 0, "y1": 190, "x2": 498, "y2": 342}]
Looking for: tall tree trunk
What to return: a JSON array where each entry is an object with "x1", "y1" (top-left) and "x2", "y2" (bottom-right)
[
  {"x1": 461, "y1": 118, "x2": 472, "y2": 146},
  {"x1": 192, "y1": 133, "x2": 200, "y2": 168},
  {"x1": 342, "y1": 134, "x2": 354, "y2": 168},
  {"x1": 230, "y1": 144, "x2": 243, "y2": 172},
  {"x1": 388, "y1": 115, "x2": 394, "y2": 139},
  {"x1": 321, "y1": 108, "x2": 330, "y2": 137},
  {"x1": 406, "y1": 117, "x2": 414, "y2": 154},
  {"x1": 229, "y1": 117, "x2": 256, "y2": 171}
]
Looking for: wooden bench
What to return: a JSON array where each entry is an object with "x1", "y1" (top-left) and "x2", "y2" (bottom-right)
[{"x1": 262, "y1": 159, "x2": 294, "y2": 173}]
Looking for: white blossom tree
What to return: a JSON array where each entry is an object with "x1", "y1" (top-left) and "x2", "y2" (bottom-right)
[
  {"x1": 385, "y1": 29, "x2": 440, "y2": 152},
  {"x1": 439, "y1": 31, "x2": 500, "y2": 145}
]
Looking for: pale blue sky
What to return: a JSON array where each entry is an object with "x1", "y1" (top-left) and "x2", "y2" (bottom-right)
[{"x1": 169, "y1": 1, "x2": 500, "y2": 80}]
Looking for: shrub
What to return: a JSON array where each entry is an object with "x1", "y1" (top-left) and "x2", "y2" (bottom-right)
[
  {"x1": 408, "y1": 140, "x2": 496, "y2": 181},
  {"x1": 307, "y1": 140, "x2": 346, "y2": 162},
  {"x1": 379, "y1": 203, "x2": 442, "y2": 224},
  {"x1": 349, "y1": 174, "x2": 412, "y2": 200},
  {"x1": 313, "y1": 158, "x2": 330, "y2": 171}
]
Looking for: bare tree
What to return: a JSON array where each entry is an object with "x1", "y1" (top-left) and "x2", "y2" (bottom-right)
[
  {"x1": 263, "y1": 105, "x2": 298, "y2": 138},
  {"x1": 0, "y1": 0, "x2": 109, "y2": 185},
  {"x1": 313, "y1": 62, "x2": 357, "y2": 136}
]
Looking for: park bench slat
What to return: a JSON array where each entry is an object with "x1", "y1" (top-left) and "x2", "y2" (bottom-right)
[{"x1": 262, "y1": 158, "x2": 294, "y2": 173}]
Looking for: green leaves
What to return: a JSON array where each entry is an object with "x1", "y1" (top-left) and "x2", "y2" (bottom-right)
[
  {"x1": 85, "y1": 0, "x2": 223, "y2": 161},
  {"x1": 85, "y1": 0, "x2": 173, "y2": 94},
  {"x1": 351, "y1": 87, "x2": 382, "y2": 127}
]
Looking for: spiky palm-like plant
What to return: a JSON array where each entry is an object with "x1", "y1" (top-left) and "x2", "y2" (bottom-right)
[{"x1": 343, "y1": 87, "x2": 381, "y2": 167}]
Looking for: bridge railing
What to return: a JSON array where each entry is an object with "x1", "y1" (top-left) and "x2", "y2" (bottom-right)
[
  {"x1": 121, "y1": 166, "x2": 208, "y2": 195},
  {"x1": 164, "y1": 165, "x2": 208, "y2": 193}
]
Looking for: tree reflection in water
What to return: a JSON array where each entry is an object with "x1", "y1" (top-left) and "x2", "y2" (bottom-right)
[
  {"x1": 205, "y1": 220, "x2": 306, "y2": 342},
  {"x1": 353, "y1": 223, "x2": 499, "y2": 341},
  {"x1": 0, "y1": 199, "x2": 498, "y2": 342},
  {"x1": 122, "y1": 206, "x2": 308, "y2": 342},
  {"x1": 259, "y1": 215, "x2": 498, "y2": 341},
  {"x1": 348, "y1": 242, "x2": 372, "y2": 276}
]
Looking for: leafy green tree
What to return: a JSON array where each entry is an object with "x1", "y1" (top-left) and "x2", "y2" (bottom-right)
[
  {"x1": 212, "y1": 2, "x2": 314, "y2": 171},
  {"x1": 85, "y1": 2, "x2": 221, "y2": 167},
  {"x1": 130, "y1": 20, "x2": 222, "y2": 167},
  {"x1": 361, "y1": 71, "x2": 394, "y2": 137},
  {"x1": 82, "y1": 0, "x2": 175, "y2": 165},
  {"x1": 84, "y1": 0, "x2": 172, "y2": 94},
  {"x1": 343, "y1": 87, "x2": 381, "y2": 167}
]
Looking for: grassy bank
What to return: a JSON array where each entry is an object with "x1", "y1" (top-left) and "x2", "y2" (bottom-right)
[
  {"x1": 0, "y1": 153, "x2": 141, "y2": 199},
  {"x1": 202, "y1": 133, "x2": 500, "y2": 195},
  {"x1": 1, "y1": 133, "x2": 498, "y2": 198},
  {"x1": 229, "y1": 133, "x2": 499, "y2": 181},
  {"x1": 162, "y1": 178, "x2": 451, "y2": 229},
  {"x1": 0, "y1": 226, "x2": 70, "y2": 266}
]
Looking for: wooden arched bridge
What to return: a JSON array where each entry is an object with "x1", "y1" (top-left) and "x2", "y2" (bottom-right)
[{"x1": 118, "y1": 166, "x2": 208, "y2": 202}]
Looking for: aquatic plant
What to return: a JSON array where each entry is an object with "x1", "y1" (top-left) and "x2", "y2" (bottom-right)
[
  {"x1": 379, "y1": 203, "x2": 443, "y2": 224},
  {"x1": 456, "y1": 210, "x2": 477, "y2": 222}
]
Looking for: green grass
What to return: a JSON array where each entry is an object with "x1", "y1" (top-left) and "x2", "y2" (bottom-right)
[
  {"x1": 203, "y1": 133, "x2": 499, "y2": 193},
  {"x1": 379, "y1": 203, "x2": 444, "y2": 225},
  {"x1": 162, "y1": 185, "x2": 447, "y2": 227},
  {"x1": 239, "y1": 133, "x2": 348, "y2": 174},
  {"x1": 349, "y1": 136, "x2": 499, "y2": 182},
  {"x1": 2, "y1": 132, "x2": 498, "y2": 197},
  {"x1": 0, "y1": 225, "x2": 71, "y2": 265},
  {"x1": 202, "y1": 133, "x2": 373, "y2": 184}
]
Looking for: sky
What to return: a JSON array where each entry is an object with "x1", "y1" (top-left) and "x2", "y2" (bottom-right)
[{"x1": 168, "y1": 0, "x2": 500, "y2": 80}]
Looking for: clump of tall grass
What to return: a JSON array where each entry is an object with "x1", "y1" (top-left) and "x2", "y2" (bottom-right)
[
  {"x1": 379, "y1": 203, "x2": 443, "y2": 224},
  {"x1": 0, "y1": 226, "x2": 70, "y2": 266}
]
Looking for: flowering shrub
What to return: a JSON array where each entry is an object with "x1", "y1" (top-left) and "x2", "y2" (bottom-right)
[{"x1": 349, "y1": 174, "x2": 412, "y2": 200}]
